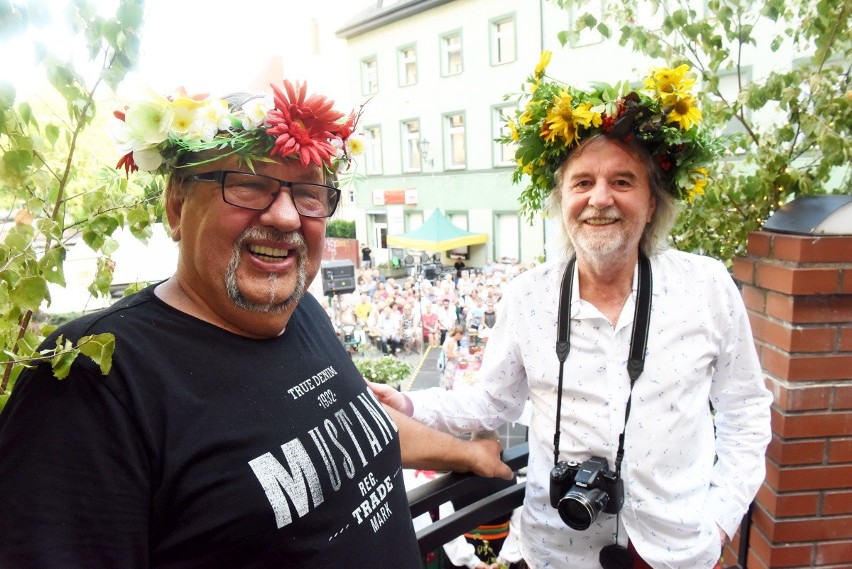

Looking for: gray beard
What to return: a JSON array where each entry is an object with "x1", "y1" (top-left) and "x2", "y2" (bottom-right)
[{"x1": 225, "y1": 228, "x2": 308, "y2": 314}]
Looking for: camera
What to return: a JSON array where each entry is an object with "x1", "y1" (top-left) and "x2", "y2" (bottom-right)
[{"x1": 549, "y1": 456, "x2": 624, "y2": 530}]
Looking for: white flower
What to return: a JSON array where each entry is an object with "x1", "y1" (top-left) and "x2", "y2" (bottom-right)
[
  {"x1": 124, "y1": 101, "x2": 174, "y2": 145},
  {"x1": 191, "y1": 98, "x2": 231, "y2": 142},
  {"x1": 347, "y1": 134, "x2": 365, "y2": 156},
  {"x1": 133, "y1": 146, "x2": 164, "y2": 171},
  {"x1": 240, "y1": 96, "x2": 273, "y2": 130}
]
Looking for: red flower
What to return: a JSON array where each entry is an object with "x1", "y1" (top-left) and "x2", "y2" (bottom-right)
[
  {"x1": 116, "y1": 152, "x2": 138, "y2": 177},
  {"x1": 657, "y1": 155, "x2": 673, "y2": 171},
  {"x1": 266, "y1": 80, "x2": 348, "y2": 168}
]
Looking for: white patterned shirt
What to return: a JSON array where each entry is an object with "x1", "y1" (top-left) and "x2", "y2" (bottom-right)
[{"x1": 409, "y1": 249, "x2": 772, "y2": 569}]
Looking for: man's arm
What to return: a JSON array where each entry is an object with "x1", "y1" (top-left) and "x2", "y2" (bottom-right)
[{"x1": 386, "y1": 406, "x2": 513, "y2": 480}]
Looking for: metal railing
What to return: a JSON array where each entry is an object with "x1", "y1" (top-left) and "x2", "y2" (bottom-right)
[
  {"x1": 408, "y1": 442, "x2": 528, "y2": 557},
  {"x1": 407, "y1": 441, "x2": 752, "y2": 568}
]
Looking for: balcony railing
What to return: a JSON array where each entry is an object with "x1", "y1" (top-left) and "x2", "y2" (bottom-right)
[{"x1": 408, "y1": 441, "x2": 753, "y2": 568}]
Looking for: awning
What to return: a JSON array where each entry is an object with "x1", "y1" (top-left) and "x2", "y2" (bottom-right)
[{"x1": 386, "y1": 209, "x2": 488, "y2": 252}]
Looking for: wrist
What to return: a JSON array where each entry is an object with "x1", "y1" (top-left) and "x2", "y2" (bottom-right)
[{"x1": 400, "y1": 393, "x2": 414, "y2": 417}]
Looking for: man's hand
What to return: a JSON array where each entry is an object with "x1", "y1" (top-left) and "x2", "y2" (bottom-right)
[
  {"x1": 465, "y1": 437, "x2": 514, "y2": 479},
  {"x1": 386, "y1": 406, "x2": 513, "y2": 480},
  {"x1": 368, "y1": 381, "x2": 409, "y2": 414}
]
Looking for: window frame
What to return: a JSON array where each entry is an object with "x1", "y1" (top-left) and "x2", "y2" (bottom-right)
[
  {"x1": 440, "y1": 29, "x2": 464, "y2": 77},
  {"x1": 400, "y1": 119, "x2": 422, "y2": 173},
  {"x1": 360, "y1": 55, "x2": 378, "y2": 95},
  {"x1": 364, "y1": 125, "x2": 383, "y2": 176},
  {"x1": 490, "y1": 14, "x2": 516, "y2": 66},
  {"x1": 492, "y1": 102, "x2": 518, "y2": 168},
  {"x1": 443, "y1": 111, "x2": 467, "y2": 170},
  {"x1": 397, "y1": 43, "x2": 418, "y2": 87}
]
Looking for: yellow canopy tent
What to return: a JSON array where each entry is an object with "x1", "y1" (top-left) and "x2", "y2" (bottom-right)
[{"x1": 386, "y1": 209, "x2": 488, "y2": 251}]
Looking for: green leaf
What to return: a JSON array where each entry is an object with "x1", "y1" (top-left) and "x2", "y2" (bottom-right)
[
  {"x1": 39, "y1": 246, "x2": 66, "y2": 286},
  {"x1": 2, "y1": 149, "x2": 33, "y2": 175},
  {"x1": 77, "y1": 333, "x2": 115, "y2": 375},
  {"x1": 9, "y1": 276, "x2": 49, "y2": 312},
  {"x1": 0, "y1": 81, "x2": 15, "y2": 110},
  {"x1": 45, "y1": 123, "x2": 60, "y2": 146},
  {"x1": 49, "y1": 337, "x2": 78, "y2": 380}
]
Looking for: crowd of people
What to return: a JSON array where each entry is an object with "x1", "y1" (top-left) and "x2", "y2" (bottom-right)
[{"x1": 323, "y1": 261, "x2": 531, "y2": 362}]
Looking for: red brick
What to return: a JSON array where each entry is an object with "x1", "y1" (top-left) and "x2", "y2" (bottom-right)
[
  {"x1": 746, "y1": 549, "x2": 769, "y2": 569},
  {"x1": 763, "y1": 349, "x2": 852, "y2": 381},
  {"x1": 751, "y1": 313, "x2": 838, "y2": 353},
  {"x1": 768, "y1": 515, "x2": 852, "y2": 541},
  {"x1": 742, "y1": 284, "x2": 767, "y2": 313},
  {"x1": 733, "y1": 257, "x2": 756, "y2": 285},
  {"x1": 756, "y1": 263, "x2": 841, "y2": 294},
  {"x1": 835, "y1": 385, "x2": 852, "y2": 410},
  {"x1": 767, "y1": 436, "x2": 826, "y2": 464},
  {"x1": 772, "y1": 408, "x2": 852, "y2": 439},
  {"x1": 771, "y1": 462, "x2": 852, "y2": 491},
  {"x1": 843, "y1": 269, "x2": 852, "y2": 293},
  {"x1": 841, "y1": 327, "x2": 852, "y2": 351},
  {"x1": 824, "y1": 490, "x2": 852, "y2": 515},
  {"x1": 748, "y1": 232, "x2": 773, "y2": 257},
  {"x1": 828, "y1": 438, "x2": 852, "y2": 463},
  {"x1": 773, "y1": 383, "x2": 832, "y2": 412},
  {"x1": 771, "y1": 234, "x2": 852, "y2": 263},
  {"x1": 766, "y1": 293, "x2": 852, "y2": 324},
  {"x1": 748, "y1": 524, "x2": 814, "y2": 567},
  {"x1": 756, "y1": 483, "x2": 821, "y2": 516},
  {"x1": 816, "y1": 539, "x2": 852, "y2": 565}
]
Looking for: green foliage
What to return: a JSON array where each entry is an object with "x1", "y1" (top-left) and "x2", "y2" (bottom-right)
[
  {"x1": 0, "y1": 0, "x2": 154, "y2": 406},
  {"x1": 354, "y1": 356, "x2": 412, "y2": 388},
  {"x1": 326, "y1": 219, "x2": 356, "y2": 238},
  {"x1": 552, "y1": 0, "x2": 851, "y2": 265}
]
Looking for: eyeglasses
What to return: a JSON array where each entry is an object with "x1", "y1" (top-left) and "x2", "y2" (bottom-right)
[{"x1": 184, "y1": 170, "x2": 341, "y2": 218}]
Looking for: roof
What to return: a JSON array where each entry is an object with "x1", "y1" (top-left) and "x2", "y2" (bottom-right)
[{"x1": 337, "y1": 0, "x2": 455, "y2": 39}]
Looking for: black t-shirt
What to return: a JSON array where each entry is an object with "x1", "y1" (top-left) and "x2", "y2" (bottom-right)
[{"x1": 0, "y1": 287, "x2": 421, "y2": 569}]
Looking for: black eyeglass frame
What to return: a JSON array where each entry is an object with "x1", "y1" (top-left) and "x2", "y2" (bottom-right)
[{"x1": 184, "y1": 170, "x2": 341, "y2": 218}]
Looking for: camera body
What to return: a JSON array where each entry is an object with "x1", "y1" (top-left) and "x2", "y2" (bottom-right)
[{"x1": 549, "y1": 456, "x2": 624, "y2": 530}]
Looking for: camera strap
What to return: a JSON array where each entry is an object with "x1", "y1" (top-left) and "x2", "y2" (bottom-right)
[{"x1": 552, "y1": 253, "x2": 653, "y2": 473}]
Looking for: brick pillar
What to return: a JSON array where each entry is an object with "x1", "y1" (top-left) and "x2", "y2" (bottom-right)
[{"x1": 729, "y1": 231, "x2": 852, "y2": 568}]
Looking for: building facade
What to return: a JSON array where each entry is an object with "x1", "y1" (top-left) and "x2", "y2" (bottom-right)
[{"x1": 335, "y1": 0, "x2": 816, "y2": 268}]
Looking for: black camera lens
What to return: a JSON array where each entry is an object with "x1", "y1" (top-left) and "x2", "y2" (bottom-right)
[{"x1": 557, "y1": 487, "x2": 610, "y2": 530}]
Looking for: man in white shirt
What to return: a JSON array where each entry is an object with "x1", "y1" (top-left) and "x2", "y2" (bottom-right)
[{"x1": 372, "y1": 59, "x2": 772, "y2": 569}]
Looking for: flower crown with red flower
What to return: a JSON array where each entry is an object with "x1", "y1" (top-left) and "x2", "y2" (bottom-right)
[
  {"x1": 502, "y1": 51, "x2": 723, "y2": 215},
  {"x1": 110, "y1": 80, "x2": 362, "y2": 177}
]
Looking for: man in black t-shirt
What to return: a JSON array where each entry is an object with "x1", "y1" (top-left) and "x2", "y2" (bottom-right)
[
  {"x1": 361, "y1": 242, "x2": 373, "y2": 268},
  {"x1": 0, "y1": 79, "x2": 511, "y2": 569}
]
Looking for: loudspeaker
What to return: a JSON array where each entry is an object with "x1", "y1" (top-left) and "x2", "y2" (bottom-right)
[
  {"x1": 321, "y1": 260, "x2": 356, "y2": 295},
  {"x1": 421, "y1": 263, "x2": 440, "y2": 281}
]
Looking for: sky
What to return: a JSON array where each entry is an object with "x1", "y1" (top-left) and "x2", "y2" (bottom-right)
[{"x1": 2, "y1": 0, "x2": 374, "y2": 107}]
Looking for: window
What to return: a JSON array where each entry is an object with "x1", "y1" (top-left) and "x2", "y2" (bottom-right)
[
  {"x1": 444, "y1": 113, "x2": 466, "y2": 169},
  {"x1": 361, "y1": 57, "x2": 378, "y2": 95},
  {"x1": 449, "y1": 212, "x2": 469, "y2": 258},
  {"x1": 490, "y1": 16, "x2": 516, "y2": 65},
  {"x1": 364, "y1": 126, "x2": 383, "y2": 175},
  {"x1": 493, "y1": 103, "x2": 518, "y2": 167},
  {"x1": 398, "y1": 45, "x2": 417, "y2": 86},
  {"x1": 441, "y1": 31, "x2": 463, "y2": 76},
  {"x1": 495, "y1": 213, "x2": 519, "y2": 263},
  {"x1": 401, "y1": 119, "x2": 422, "y2": 173}
]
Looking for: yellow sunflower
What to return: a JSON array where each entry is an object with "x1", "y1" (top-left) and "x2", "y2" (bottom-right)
[
  {"x1": 644, "y1": 64, "x2": 695, "y2": 96},
  {"x1": 666, "y1": 93, "x2": 703, "y2": 130},
  {"x1": 572, "y1": 102, "x2": 603, "y2": 129},
  {"x1": 507, "y1": 119, "x2": 520, "y2": 141},
  {"x1": 535, "y1": 50, "x2": 553, "y2": 79},
  {"x1": 687, "y1": 168, "x2": 708, "y2": 202},
  {"x1": 543, "y1": 90, "x2": 580, "y2": 145}
]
